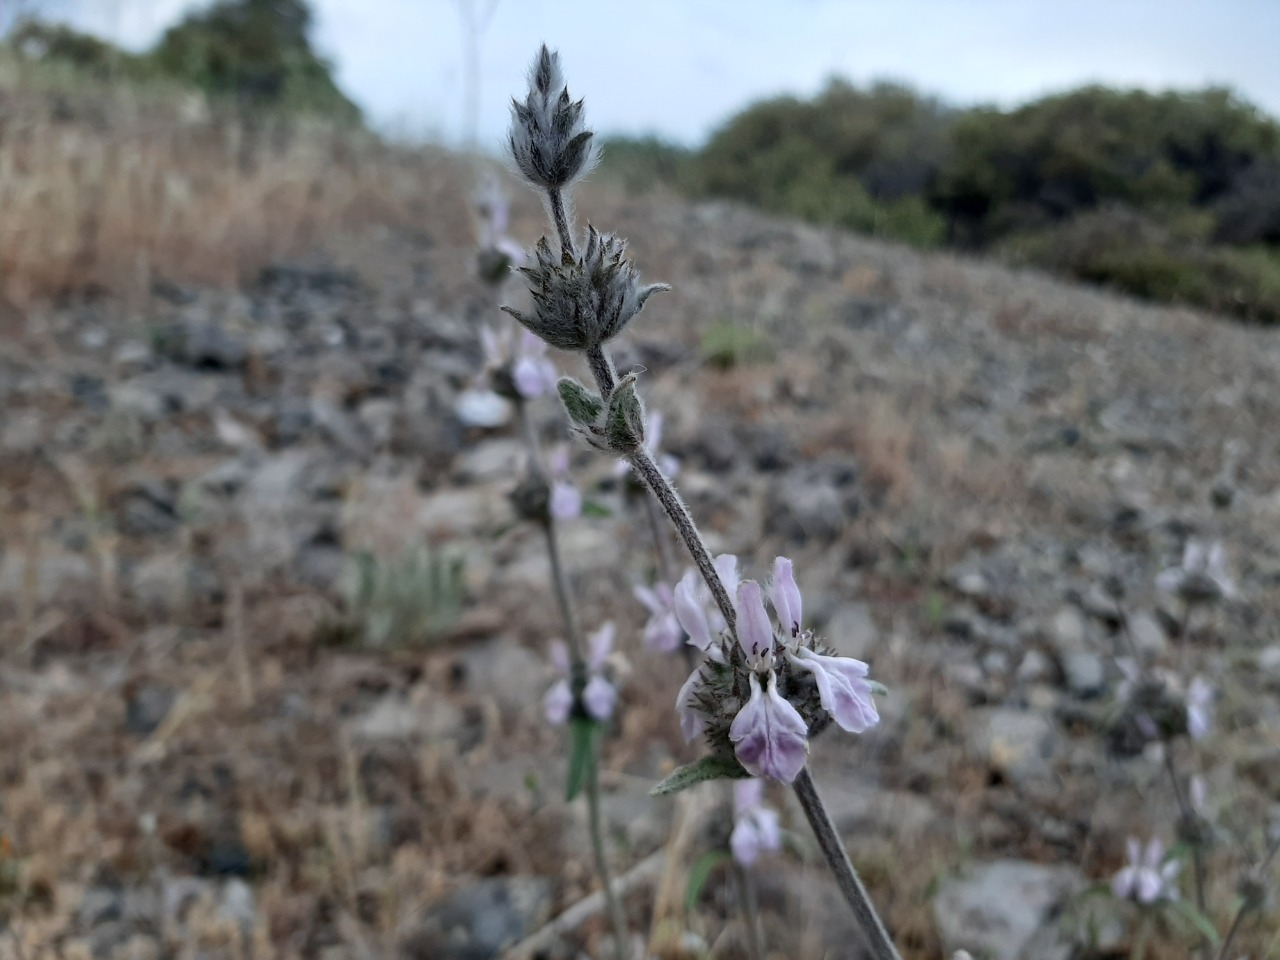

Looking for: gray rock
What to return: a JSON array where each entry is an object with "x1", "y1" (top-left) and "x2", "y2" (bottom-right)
[
  {"x1": 455, "y1": 389, "x2": 511, "y2": 429},
  {"x1": 1061, "y1": 650, "x2": 1106, "y2": 699},
  {"x1": 969, "y1": 708, "x2": 1061, "y2": 783},
  {"x1": 125, "y1": 683, "x2": 177, "y2": 735},
  {"x1": 128, "y1": 552, "x2": 190, "y2": 615},
  {"x1": 1126, "y1": 610, "x2": 1168, "y2": 659},
  {"x1": 765, "y1": 477, "x2": 846, "y2": 545},
  {"x1": 453, "y1": 438, "x2": 524, "y2": 484},
  {"x1": 1258, "y1": 645, "x2": 1280, "y2": 680},
  {"x1": 1050, "y1": 606, "x2": 1088, "y2": 651},
  {"x1": 401, "y1": 877, "x2": 552, "y2": 960},
  {"x1": 457, "y1": 638, "x2": 546, "y2": 715},
  {"x1": 218, "y1": 878, "x2": 256, "y2": 931},
  {"x1": 164, "y1": 320, "x2": 249, "y2": 370},
  {"x1": 1016, "y1": 649, "x2": 1056, "y2": 684},
  {"x1": 823, "y1": 602, "x2": 880, "y2": 660},
  {"x1": 348, "y1": 694, "x2": 462, "y2": 743},
  {"x1": 933, "y1": 859, "x2": 1083, "y2": 960}
]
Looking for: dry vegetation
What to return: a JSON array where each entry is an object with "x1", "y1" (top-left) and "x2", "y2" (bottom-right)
[
  {"x1": 0, "y1": 66, "x2": 462, "y2": 307},
  {"x1": 3, "y1": 65, "x2": 1280, "y2": 960}
]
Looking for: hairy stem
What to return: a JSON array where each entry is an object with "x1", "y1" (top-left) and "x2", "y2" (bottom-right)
[
  {"x1": 793, "y1": 768, "x2": 901, "y2": 960},
  {"x1": 515, "y1": 397, "x2": 627, "y2": 955},
  {"x1": 518, "y1": 401, "x2": 583, "y2": 663},
  {"x1": 627, "y1": 446, "x2": 736, "y2": 637},
  {"x1": 547, "y1": 186, "x2": 576, "y2": 258},
  {"x1": 586, "y1": 344, "x2": 618, "y2": 396},
  {"x1": 587, "y1": 741, "x2": 630, "y2": 960},
  {"x1": 1162, "y1": 747, "x2": 1209, "y2": 928}
]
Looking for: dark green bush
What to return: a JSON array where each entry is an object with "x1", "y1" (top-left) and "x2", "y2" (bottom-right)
[
  {"x1": 152, "y1": 0, "x2": 359, "y2": 120},
  {"x1": 7, "y1": 1, "x2": 359, "y2": 121},
  {"x1": 933, "y1": 87, "x2": 1280, "y2": 246}
]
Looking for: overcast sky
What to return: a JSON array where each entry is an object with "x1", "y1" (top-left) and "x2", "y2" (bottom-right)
[{"x1": 17, "y1": 0, "x2": 1280, "y2": 147}]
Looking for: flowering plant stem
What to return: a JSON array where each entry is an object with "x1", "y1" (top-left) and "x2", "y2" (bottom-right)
[
  {"x1": 1161, "y1": 746, "x2": 1209, "y2": 928},
  {"x1": 538, "y1": 115, "x2": 897, "y2": 960},
  {"x1": 793, "y1": 768, "x2": 902, "y2": 960},
  {"x1": 515, "y1": 396, "x2": 629, "y2": 960},
  {"x1": 591, "y1": 362, "x2": 897, "y2": 957}
]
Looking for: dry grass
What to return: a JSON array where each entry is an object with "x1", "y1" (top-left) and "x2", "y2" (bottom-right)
[{"x1": 0, "y1": 77, "x2": 466, "y2": 308}]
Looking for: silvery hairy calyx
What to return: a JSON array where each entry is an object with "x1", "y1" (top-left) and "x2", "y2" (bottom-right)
[{"x1": 503, "y1": 45, "x2": 902, "y2": 960}]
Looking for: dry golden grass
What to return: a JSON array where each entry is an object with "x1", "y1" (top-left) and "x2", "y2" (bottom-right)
[{"x1": 0, "y1": 80, "x2": 466, "y2": 308}]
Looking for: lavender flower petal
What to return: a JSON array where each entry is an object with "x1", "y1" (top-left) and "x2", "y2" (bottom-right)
[
  {"x1": 729, "y1": 672, "x2": 808, "y2": 784},
  {"x1": 544, "y1": 678, "x2": 572, "y2": 726},
  {"x1": 676, "y1": 665, "x2": 705, "y2": 742},
  {"x1": 583, "y1": 674, "x2": 617, "y2": 721},
  {"x1": 550, "y1": 481, "x2": 582, "y2": 521},
  {"x1": 770, "y1": 556, "x2": 802, "y2": 638},
  {"x1": 735, "y1": 580, "x2": 774, "y2": 664},
  {"x1": 790, "y1": 649, "x2": 880, "y2": 733},
  {"x1": 674, "y1": 569, "x2": 713, "y2": 649}
]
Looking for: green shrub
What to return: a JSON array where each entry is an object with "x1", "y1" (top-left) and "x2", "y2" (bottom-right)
[
  {"x1": 1003, "y1": 206, "x2": 1280, "y2": 324},
  {"x1": 933, "y1": 86, "x2": 1280, "y2": 245},
  {"x1": 151, "y1": 0, "x2": 359, "y2": 120}
]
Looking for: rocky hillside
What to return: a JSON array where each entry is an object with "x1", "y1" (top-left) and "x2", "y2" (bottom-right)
[{"x1": 2, "y1": 165, "x2": 1279, "y2": 959}]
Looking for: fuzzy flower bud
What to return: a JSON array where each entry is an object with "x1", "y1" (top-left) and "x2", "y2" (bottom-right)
[
  {"x1": 508, "y1": 45, "x2": 597, "y2": 190},
  {"x1": 503, "y1": 229, "x2": 669, "y2": 353}
]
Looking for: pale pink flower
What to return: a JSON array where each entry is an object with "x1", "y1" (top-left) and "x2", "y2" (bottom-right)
[
  {"x1": 544, "y1": 623, "x2": 617, "y2": 725},
  {"x1": 1112, "y1": 836, "x2": 1180, "y2": 904},
  {"x1": 634, "y1": 581, "x2": 683, "y2": 653},
  {"x1": 730, "y1": 778, "x2": 781, "y2": 866}
]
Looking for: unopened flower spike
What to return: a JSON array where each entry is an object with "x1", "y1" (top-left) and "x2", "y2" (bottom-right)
[{"x1": 509, "y1": 45, "x2": 597, "y2": 190}]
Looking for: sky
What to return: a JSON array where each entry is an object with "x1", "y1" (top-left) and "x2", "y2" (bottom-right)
[{"x1": 12, "y1": 0, "x2": 1280, "y2": 148}]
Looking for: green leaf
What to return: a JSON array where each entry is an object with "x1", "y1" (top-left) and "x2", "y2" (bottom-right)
[
  {"x1": 650, "y1": 755, "x2": 750, "y2": 797},
  {"x1": 557, "y1": 377, "x2": 603, "y2": 427},
  {"x1": 1166, "y1": 899, "x2": 1222, "y2": 946},
  {"x1": 685, "y1": 850, "x2": 731, "y2": 912},
  {"x1": 603, "y1": 376, "x2": 645, "y2": 453},
  {"x1": 580, "y1": 499, "x2": 612, "y2": 518},
  {"x1": 565, "y1": 718, "x2": 598, "y2": 802}
]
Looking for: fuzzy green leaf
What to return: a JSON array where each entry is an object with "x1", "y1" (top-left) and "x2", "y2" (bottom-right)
[
  {"x1": 557, "y1": 377, "x2": 604, "y2": 427},
  {"x1": 604, "y1": 376, "x2": 645, "y2": 453},
  {"x1": 650, "y1": 755, "x2": 750, "y2": 797}
]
